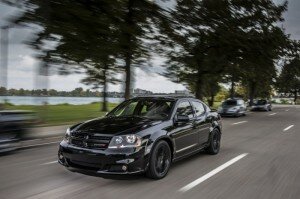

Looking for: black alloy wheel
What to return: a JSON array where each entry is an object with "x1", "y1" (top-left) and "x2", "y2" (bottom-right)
[
  {"x1": 206, "y1": 128, "x2": 221, "y2": 155},
  {"x1": 146, "y1": 140, "x2": 171, "y2": 179}
]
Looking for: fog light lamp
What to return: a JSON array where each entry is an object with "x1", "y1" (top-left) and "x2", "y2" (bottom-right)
[{"x1": 122, "y1": 165, "x2": 128, "y2": 171}]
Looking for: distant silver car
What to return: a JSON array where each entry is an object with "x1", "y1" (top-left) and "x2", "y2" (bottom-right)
[
  {"x1": 218, "y1": 98, "x2": 247, "y2": 117},
  {"x1": 251, "y1": 99, "x2": 272, "y2": 111}
]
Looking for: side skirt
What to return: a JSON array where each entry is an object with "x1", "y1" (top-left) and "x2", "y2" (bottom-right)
[{"x1": 172, "y1": 143, "x2": 209, "y2": 163}]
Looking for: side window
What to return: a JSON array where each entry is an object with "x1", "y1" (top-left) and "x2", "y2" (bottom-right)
[
  {"x1": 176, "y1": 101, "x2": 194, "y2": 119},
  {"x1": 192, "y1": 101, "x2": 205, "y2": 117}
]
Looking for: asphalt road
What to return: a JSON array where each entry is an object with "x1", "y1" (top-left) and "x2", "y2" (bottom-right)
[{"x1": 0, "y1": 106, "x2": 299, "y2": 199}]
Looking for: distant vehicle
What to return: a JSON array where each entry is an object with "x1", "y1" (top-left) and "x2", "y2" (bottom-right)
[
  {"x1": 0, "y1": 110, "x2": 36, "y2": 153},
  {"x1": 58, "y1": 96, "x2": 222, "y2": 179},
  {"x1": 251, "y1": 99, "x2": 272, "y2": 111},
  {"x1": 218, "y1": 98, "x2": 247, "y2": 117}
]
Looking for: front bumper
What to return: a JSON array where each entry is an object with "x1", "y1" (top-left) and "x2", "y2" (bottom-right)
[
  {"x1": 58, "y1": 141, "x2": 148, "y2": 175},
  {"x1": 219, "y1": 111, "x2": 239, "y2": 116},
  {"x1": 251, "y1": 106, "x2": 267, "y2": 111}
]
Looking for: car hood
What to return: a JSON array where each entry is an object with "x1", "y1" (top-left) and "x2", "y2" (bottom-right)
[{"x1": 72, "y1": 116, "x2": 161, "y2": 136}]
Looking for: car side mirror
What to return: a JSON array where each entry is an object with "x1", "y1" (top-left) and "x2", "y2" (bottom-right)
[
  {"x1": 175, "y1": 115, "x2": 190, "y2": 123},
  {"x1": 210, "y1": 108, "x2": 217, "y2": 112}
]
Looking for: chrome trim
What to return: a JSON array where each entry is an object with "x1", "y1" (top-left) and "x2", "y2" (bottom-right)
[{"x1": 176, "y1": 143, "x2": 198, "y2": 153}]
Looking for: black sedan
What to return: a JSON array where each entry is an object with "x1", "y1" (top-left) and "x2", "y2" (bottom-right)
[
  {"x1": 58, "y1": 96, "x2": 222, "y2": 179},
  {"x1": 0, "y1": 110, "x2": 36, "y2": 153}
]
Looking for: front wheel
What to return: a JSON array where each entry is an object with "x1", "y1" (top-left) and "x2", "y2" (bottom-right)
[
  {"x1": 206, "y1": 128, "x2": 221, "y2": 155},
  {"x1": 146, "y1": 140, "x2": 171, "y2": 179}
]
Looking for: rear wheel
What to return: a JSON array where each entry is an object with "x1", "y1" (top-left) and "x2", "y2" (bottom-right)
[
  {"x1": 206, "y1": 128, "x2": 221, "y2": 155},
  {"x1": 146, "y1": 140, "x2": 171, "y2": 179}
]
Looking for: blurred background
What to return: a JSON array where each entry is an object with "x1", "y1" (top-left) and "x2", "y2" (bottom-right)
[
  {"x1": 0, "y1": 0, "x2": 299, "y2": 126},
  {"x1": 0, "y1": 0, "x2": 300, "y2": 198},
  {"x1": 0, "y1": 0, "x2": 300, "y2": 153}
]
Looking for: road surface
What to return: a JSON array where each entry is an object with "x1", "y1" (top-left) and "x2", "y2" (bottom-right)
[{"x1": 0, "y1": 106, "x2": 299, "y2": 199}]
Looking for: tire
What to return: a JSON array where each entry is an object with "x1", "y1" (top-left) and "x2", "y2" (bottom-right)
[
  {"x1": 146, "y1": 140, "x2": 172, "y2": 180},
  {"x1": 206, "y1": 128, "x2": 221, "y2": 155}
]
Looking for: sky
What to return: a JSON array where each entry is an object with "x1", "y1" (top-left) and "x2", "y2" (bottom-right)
[{"x1": 0, "y1": 0, "x2": 300, "y2": 92}]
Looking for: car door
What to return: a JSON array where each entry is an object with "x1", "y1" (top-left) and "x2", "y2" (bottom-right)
[
  {"x1": 191, "y1": 100, "x2": 211, "y2": 146},
  {"x1": 170, "y1": 100, "x2": 199, "y2": 158},
  {"x1": 237, "y1": 100, "x2": 246, "y2": 113}
]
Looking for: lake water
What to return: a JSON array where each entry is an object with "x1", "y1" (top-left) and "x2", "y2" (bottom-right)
[{"x1": 0, "y1": 96, "x2": 124, "y2": 105}]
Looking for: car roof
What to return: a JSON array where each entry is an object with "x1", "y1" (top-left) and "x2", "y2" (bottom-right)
[
  {"x1": 225, "y1": 98, "x2": 243, "y2": 101},
  {"x1": 131, "y1": 95, "x2": 196, "y2": 101}
]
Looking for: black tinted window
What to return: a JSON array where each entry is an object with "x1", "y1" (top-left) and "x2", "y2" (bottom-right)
[
  {"x1": 223, "y1": 100, "x2": 237, "y2": 106},
  {"x1": 108, "y1": 99, "x2": 174, "y2": 120},
  {"x1": 255, "y1": 100, "x2": 267, "y2": 105},
  {"x1": 176, "y1": 101, "x2": 194, "y2": 118},
  {"x1": 192, "y1": 101, "x2": 205, "y2": 117}
]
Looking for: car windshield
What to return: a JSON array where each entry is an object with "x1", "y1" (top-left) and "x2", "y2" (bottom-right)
[
  {"x1": 107, "y1": 98, "x2": 175, "y2": 120},
  {"x1": 255, "y1": 100, "x2": 267, "y2": 105},
  {"x1": 222, "y1": 100, "x2": 237, "y2": 106}
]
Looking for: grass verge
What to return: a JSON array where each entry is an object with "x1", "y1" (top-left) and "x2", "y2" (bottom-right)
[{"x1": 4, "y1": 102, "x2": 118, "y2": 126}]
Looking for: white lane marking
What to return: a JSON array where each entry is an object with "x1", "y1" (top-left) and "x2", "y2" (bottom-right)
[
  {"x1": 19, "y1": 141, "x2": 59, "y2": 149},
  {"x1": 179, "y1": 153, "x2": 249, "y2": 193},
  {"x1": 285, "y1": 109, "x2": 289, "y2": 112},
  {"x1": 269, "y1": 113, "x2": 277, "y2": 116},
  {"x1": 29, "y1": 138, "x2": 42, "y2": 141},
  {"x1": 40, "y1": 161, "x2": 57, "y2": 165},
  {"x1": 232, "y1": 121, "x2": 247, "y2": 125},
  {"x1": 283, "y1": 125, "x2": 294, "y2": 132}
]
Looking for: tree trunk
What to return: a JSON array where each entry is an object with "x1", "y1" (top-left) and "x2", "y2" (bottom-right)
[
  {"x1": 230, "y1": 78, "x2": 235, "y2": 98},
  {"x1": 101, "y1": 64, "x2": 108, "y2": 112},
  {"x1": 123, "y1": 0, "x2": 134, "y2": 100},
  {"x1": 124, "y1": 54, "x2": 131, "y2": 100},
  {"x1": 208, "y1": 94, "x2": 215, "y2": 107},
  {"x1": 195, "y1": 76, "x2": 203, "y2": 100},
  {"x1": 294, "y1": 90, "x2": 298, "y2": 105},
  {"x1": 248, "y1": 81, "x2": 256, "y2": 106}
]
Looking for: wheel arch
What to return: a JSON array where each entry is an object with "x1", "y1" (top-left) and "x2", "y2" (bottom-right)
[{"x1": 150, "y1": 135, "x2": 175, "y2": 161}]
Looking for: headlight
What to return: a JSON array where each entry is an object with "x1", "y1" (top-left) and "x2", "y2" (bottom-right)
[
  {"x1": 63, "y1": 128, "x2": 71, "y2": 143},
  {"x1": 108, "y1": 134, "x2": 142, "y2": 149}
]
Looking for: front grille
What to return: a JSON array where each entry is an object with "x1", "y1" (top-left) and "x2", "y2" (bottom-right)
[{"x1": 70, "y1": 131, "x2": 111, "y2": 150}]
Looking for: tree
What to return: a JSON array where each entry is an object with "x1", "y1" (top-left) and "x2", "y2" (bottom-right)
[
  {"x1": 115, "y1": 0, "x2": 168, "y2": 99},
  {"x1": 0, "y1": 87, "x2": 7, "y2": 96},
  {"x1": 161, "y1": 0, "x2": 233, "y2": 100},
  {"x1": 3, "y1": 0, "x2": 167, "y2": 102},
  {"x1": 161, "y1": 0, "x2": 288, "y2": 105},
  {"x1": 2, "y1": 0, "x2": 123, "y2": 110},
  {"x1": 277, "y1": 58, "x2": 300, "y2": 104}
]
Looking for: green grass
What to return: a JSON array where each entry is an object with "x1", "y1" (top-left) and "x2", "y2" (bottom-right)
[
  {"x1": 4, "y1": 102, "x2": 118, "y2": 126},
  {"x1": 3, "y1": 100, "x2": 222, "y2": 127}
]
